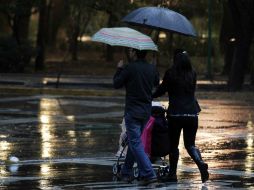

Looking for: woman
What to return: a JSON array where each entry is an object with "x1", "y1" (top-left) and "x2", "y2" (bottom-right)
[{"x1": 153, "y1": 49, "x2": 209, "y2": 183}]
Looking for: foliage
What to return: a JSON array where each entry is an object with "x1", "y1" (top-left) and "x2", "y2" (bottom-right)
[
  {"x1": 1, "y1": 0, "x2": 251, "y2": 82},
  {"x1": 0, "y1": 0, "x2": 39, "y2": 72},
  {"x1": 0, "y1": 0, "x2": 39, "y2": 33}
]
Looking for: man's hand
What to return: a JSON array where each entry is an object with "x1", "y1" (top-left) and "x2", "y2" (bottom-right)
[{"x1": 117, "y1": 60, "x2": 124, "y2": 68}]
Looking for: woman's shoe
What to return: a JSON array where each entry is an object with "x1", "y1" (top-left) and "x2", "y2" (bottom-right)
[
  {"x1": 166, "y1": 172, "x2": 178, "y2": 182},
  {"x1": 166, "y1": 151, "x2": 179, "y2": 182},
  {"x1": 199, "y1": 163, "x2": 209, "y2": 183},
  {"x1": 161, "y1": 172, "x2": 177, "y2": 182},
  {"x1": 186, "y1": 146, "x2": 209, "y2": 183}
]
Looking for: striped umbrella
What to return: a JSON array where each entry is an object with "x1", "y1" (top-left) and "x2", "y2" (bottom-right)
[{"x1": 91, "y1": 27, "x2": 158, "y2": 51}]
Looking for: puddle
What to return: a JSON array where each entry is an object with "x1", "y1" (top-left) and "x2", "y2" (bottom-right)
[{"x1": 0, "y1": 94, "x2": 253, "y2": 189}]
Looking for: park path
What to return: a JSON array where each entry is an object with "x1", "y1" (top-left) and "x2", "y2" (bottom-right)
[{"x1": 0, "y1": 93, "x2": 253, "y2": 189}]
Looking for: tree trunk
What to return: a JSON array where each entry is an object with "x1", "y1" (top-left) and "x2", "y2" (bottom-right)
[
  {"x1": 35, "y1": 0, "x2": 47, "y2": 71},
  {"x1": 222, "y1": 42, "x2": 235, "y2": 75},
  {"x1": 228, "y1": 36, "x2": 252, "y2": 90},
  {"x1": 46, "y1": 0, "x2": 65, "y2": 48},
  {"x1": 227, "y1": 0, "x2": 254, "y2": 91},
  {"x1": 251, "y1": 66, "x2": 254, "y2": 86},
  {"x1": 12, "y1": 15, "x2": 21, "y2": 44},
  {"x1": 70, "y1": 26, "x2": 79, "y2": 61},
  {"x1": 69, "y1": 11, "x2": 80, "y2": 61},
  {"x1": 220, "y1": 0, "x2": 235, "y2": 75},
  {"x1": 251, "y1": 55, "x2": 254, "y2": 86}
]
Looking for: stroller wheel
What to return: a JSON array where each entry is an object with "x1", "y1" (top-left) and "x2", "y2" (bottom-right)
[
  {"x1": 133, "y1": 167, "x2": 139, "y2": 178},
  {"x1": 165, "y1": 166, "x2": 170, "y2": 174},
  {"x1": 157, "y1": 167, "x2": 165, "y2": 177},
  {"x1": 112, "y1": 175, "x2": 118, "y2": 181},
  {"x1": 112, "y1": 163, "x2": 120, "y2": 175}
]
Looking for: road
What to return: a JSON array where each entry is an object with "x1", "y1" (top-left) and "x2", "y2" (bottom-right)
[{"x1": 0, "y1": 92, "x2": 253, "y2": 189}]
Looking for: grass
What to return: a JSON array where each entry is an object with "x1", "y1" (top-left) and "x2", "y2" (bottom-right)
[{"x1": 27, "y1": 49, "x2": 170, "y2": 76}]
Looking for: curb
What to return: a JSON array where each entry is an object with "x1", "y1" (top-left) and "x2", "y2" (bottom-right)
[
  {"x1": 0, "y1": 86, "x2": 125, "y2": 97},
  {"x1": 0, "y1": 85, "x2": 253, "y2": 97}
]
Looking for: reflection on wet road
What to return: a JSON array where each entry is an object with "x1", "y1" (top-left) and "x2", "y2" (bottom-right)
[{"x1": 0, "y1": 94, "x2": 253, "y2": 189}]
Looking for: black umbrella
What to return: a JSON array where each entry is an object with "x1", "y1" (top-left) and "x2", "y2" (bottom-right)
[{"x1": 122, "y1": 6, "x2": 197, "y2": 37}]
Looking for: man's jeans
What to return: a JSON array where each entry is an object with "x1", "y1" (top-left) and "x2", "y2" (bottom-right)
[{"x1": 121, "y1": 113, "x2": 156, "y2": 179}]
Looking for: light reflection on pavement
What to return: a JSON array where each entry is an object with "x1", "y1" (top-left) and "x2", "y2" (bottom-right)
[{"x1": 0, "y1": 94, "x2": 253, "y2": 189}]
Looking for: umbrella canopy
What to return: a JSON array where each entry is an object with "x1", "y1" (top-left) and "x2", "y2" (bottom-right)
[
  {"x1": 122, "y1": 7, "x2": 197, "y2": 37},
  {"x1": 91, "y1": 27, "x2": 158, "y2": 51}
]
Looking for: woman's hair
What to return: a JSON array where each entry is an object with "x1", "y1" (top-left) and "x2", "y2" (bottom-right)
[
  {"x1": 171, "y1": 49, "x2": 196, "y2": 90},
  {"x1": 173, "y1": 49, "x2": 192, "y2": 73}
]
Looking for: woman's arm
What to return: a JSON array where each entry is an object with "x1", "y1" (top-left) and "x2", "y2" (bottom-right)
[
  {"x1": 154, "y1": 67, "x2": 160, "y2": 87},
  {"x1": 152, "y1": 70, "x2": 169, "y2": 98},
  {"x1": 193, "y1": 70, "x2": 197, "y2": 91}
]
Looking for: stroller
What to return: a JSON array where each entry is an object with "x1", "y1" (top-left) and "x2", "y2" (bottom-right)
[{"x1": 112, "y1": 102, "x2": 170, "y2": 179}]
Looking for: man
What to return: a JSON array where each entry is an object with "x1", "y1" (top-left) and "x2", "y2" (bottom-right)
[{"x1": 113, "y1": 48, "x2": 160, "y2": 186}]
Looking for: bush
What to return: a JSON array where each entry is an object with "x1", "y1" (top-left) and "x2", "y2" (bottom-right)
[{"x1": 0, "y1": 36, "x2": 35, "y2": 72}]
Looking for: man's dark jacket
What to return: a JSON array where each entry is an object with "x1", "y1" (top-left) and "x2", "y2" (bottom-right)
[{"x1": 113, "y1": 59, "x2": 160, "y2": 119}]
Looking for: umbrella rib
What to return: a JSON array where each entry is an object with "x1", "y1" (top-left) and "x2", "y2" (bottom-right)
[{"x1": 99, "y1": 31, "x2": 153, "y2": 42}]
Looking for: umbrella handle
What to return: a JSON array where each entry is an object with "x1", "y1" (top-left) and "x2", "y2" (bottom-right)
[
  {"x1": 152, "y1": 52, "x2": 158, "y2": 65},
  {"x1": 124, "y1": 48, "x2": 131, "y2": 63},
  {"x1": 117, "y1": 60, "x2": 124, "y2": 68}
]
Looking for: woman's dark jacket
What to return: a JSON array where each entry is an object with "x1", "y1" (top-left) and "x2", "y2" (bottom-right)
[{"x1": 152, "y1": 68, "x2": 201, "y2": 115}]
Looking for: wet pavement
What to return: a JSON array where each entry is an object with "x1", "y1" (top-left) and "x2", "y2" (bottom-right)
[{"x1": 0, "y1": 92, "x2": 253, "y2": 189}]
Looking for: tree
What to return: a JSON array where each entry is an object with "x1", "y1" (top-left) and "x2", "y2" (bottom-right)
[
  {"x1": 35, "y1": 0, "x2": 49, "y2": 71},
  {"x1": 0, "y1": 0, "x2": 37, "y2": 72},
  {"x1": 46, "y1": 0, "x2": 66, "y2": 48},
  {"x1": 0, "y1": 0, "x2": 35, "y2": 43},
  {"x1": 66, "y1": 0, "x2": 95, "y2": 61},
  {"x1": 227, "y1": 0, "x2": 254, "y2": 91},
  {"x1": 92, "y1": 0, "x2": 135, "y2": 61},
  {"x1": 219, "y1": 0, "x2": 235, "y2": 75}
]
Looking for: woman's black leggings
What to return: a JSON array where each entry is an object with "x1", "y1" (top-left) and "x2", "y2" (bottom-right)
[{"x1": 167, "y1": 116, "x2": 198, "y2": 154}]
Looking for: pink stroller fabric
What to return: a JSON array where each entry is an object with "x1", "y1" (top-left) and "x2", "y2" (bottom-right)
[{"x1": 141, "y1": 116, "x2": 155, "y2": 157}]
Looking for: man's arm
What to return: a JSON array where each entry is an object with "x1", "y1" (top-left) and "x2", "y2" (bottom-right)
[{"x1": 113, "y1": 60, "x2": 129, "y2": 89}]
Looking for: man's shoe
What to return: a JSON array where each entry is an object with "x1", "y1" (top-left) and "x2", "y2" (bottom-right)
[{"x1": 138, "y1": 177, "x2": 158, "y2": 186}]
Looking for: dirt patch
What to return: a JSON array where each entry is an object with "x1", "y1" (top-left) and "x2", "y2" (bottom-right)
[{"x1": 196, "y1": 91, "x2": 254, "y2": 103}]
